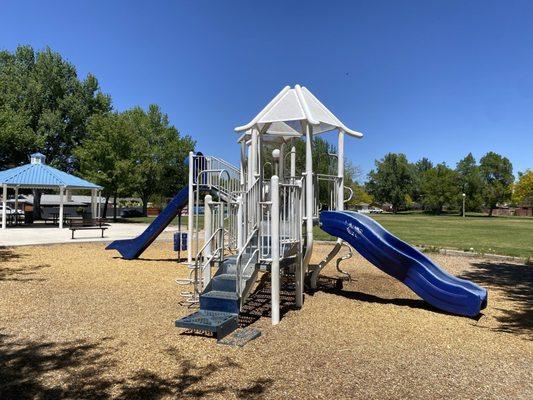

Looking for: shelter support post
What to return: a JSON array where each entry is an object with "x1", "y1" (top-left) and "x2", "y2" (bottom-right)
[
  {"x1": 271, "y1": 176, "x2": 280, "y2": 325},
  {"x1": 91, "y1": 189, "x2": 97, "y2": 219},
  {"x1": 97, "y1": 190, "x2": 102, "y2": 218},
  {"x1": 2, "y1": 184, "x2": 6, "y2": 229},
  {"x1": 59, "y1": 186, "x2": 64, "y2": 229},
  {"x1": 14, "y1": 186, "x2": 19, "y2": 214}
]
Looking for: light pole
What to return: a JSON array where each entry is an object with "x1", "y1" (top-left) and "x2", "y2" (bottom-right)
[{"x1": 462, "y1": 193, "x2": 466, "y2": 218}]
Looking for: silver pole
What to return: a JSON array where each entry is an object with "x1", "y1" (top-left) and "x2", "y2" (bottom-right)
[
  {"x1": 337, "y1": 129, "x2": 345, "y2": 211},
  {"x1": 302, "y1": 122, "x2": 314, "y2": 271},
  {"x1": 271, "y1": 175, "x2": 280, "y2": 325},
  {"x1": 187, "y1": 151, "x2": 194, "y2": 264},
  {"x1": 203, "y1": 194, "x2": 212, "y2": 289}
]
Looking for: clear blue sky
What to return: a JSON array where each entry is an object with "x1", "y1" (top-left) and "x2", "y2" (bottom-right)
[{"x1": 1, "y1": 0, "x2": 532, "y2": 179}]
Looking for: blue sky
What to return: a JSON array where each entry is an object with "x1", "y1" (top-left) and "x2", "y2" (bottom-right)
[{"x1": 1, "y1": 0, "x2": 532, "y2": 179}]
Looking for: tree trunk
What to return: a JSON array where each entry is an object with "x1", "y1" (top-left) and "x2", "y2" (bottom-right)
[
  {"x1": 32, "y1": 189, "x2": 42, "y2": 219},
  {"x1": 488, "y1": 207, "x2": 494, "y2": 217},
  {"x1": 142, "y1": 194, "x2": 148, "y2": 217},
  {"x1": 113, "y1": 193, "x2": 118, "y2": 222},
  {"x1": 103, "y1": 196, "x2": 110, "y2": 219}
]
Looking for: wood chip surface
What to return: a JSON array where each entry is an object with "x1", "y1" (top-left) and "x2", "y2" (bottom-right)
[{"x1": 0, "y1": 242, "x2": 531, "y2": 399}]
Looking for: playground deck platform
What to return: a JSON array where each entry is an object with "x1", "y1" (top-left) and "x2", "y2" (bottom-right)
[{"x1": 0, "y1": 241, "x2": 531, "y2": 399}]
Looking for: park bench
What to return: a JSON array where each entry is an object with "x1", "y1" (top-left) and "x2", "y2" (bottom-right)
[{"x1": 69, "y1": 218, "x2": 109, "y2": 239}]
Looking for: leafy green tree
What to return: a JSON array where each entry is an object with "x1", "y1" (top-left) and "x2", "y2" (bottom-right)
[
  {"x1": 410, "y1": 157, "x2": 433, "y2": 203},
  {"x1": 455, "y1": 153, "x2": 484, "y2": 212},
  {"x1": 367, "y1": 153, "x2": 414, "y2": 213},
  {"x1": 512, "y1": 170, "x2": 533, "y2": 206},
  {"x1": 421, "y1": 163, "x2": 461, "y2": 213},
  {"x1": 75, "y1": 113, "x2": 138, "y2": 221},
  {"x1": 479, "y1": 152, "x2": 514, "y2": 216},
  {"x1": 124, "y1": 105, "x2": 195, "y2": 215},
  {"x1": 0, "y1": 45, "x2": 111, "y2": 170}
]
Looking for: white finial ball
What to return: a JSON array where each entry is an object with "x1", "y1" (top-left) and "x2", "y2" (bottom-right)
[{"x1": 272, "y1": 149, "x2": 280, "y2": 159}]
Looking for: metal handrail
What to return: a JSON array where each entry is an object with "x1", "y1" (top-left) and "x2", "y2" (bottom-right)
[
  {"x1": 235, "y1": 228, "x2": 259, "y2": 296},
  {"x1": 195, "y1": 227, "x2": 224, "y2": 262},
  {"x1": 194, "y1": 246, "x2": 223, "y2": 295}
]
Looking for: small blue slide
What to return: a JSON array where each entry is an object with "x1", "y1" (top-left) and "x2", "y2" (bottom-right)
[
  {"x1": 106, "y1": 186, "x2": 189, "y2": 260},
  {"x1": 320, "y1": 211, "x2": 487, "y2": 317}
]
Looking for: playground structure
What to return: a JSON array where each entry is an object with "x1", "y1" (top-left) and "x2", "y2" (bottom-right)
[{"x1": 107, "y1": 85, "x2": 488, "y2": 340}]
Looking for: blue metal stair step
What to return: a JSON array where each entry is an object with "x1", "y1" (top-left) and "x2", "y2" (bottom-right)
[
  {"x1": 200, "y1": 290, "x2": 240, "y2": 314},
  {"x1": 175, "y1": 310, "x2": 238, "y2": 340},
  {"x1": 212, "y1": 273, "x2": 237, "y2": 291}
]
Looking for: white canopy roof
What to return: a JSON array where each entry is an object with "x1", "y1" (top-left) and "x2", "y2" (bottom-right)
[{"x1": 235, "y1": 85, "x2": 363, "y2": 139}]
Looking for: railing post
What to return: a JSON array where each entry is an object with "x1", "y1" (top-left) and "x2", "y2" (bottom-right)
[
  {"x1": 237, "y1": 195, "x2": 243, "y2": 250},
  {"x1": 187, "y1": 151, "x2": 194, "y2": 264},
  {"x1": 271, "y1": 175, "x2": 280, "y2": 325},
  {"x1": 203, "y1": 195, "x2": 212, "y2": 290}
]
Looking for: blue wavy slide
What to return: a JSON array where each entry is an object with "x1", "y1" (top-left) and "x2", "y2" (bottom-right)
[
  {"x1": 319, "y1": 211, "x2": 488, "y2": 317},
  {"x1": 106, "y1": 186, "x2": 189, "y2": 260}
]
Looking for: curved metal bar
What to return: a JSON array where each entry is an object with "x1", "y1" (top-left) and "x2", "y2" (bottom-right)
[
  {"x1": 336, "y1": 242, "x2": 353, "y2": 281},
  {"x1": 344, "y1": 186, "x2": 354, "y2": 204}
]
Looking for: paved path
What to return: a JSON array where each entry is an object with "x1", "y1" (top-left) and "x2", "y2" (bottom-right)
[{"x1": 0, "y1": 223, "x2": 181, "y2": 247}]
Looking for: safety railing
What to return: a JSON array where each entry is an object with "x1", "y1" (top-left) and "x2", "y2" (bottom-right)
[
  {"x1": 279, "y1": 180, "x2": 302, "y2": 256},
  {"x1": 260, "y1": 178, "x2": 303, "y2": 261},
  {"x1": 316, "y1": 173, "x2": 341, "y2": 213},
  {"x1": 177, "y1": 227, "x2": 224, "y2": 303},
  {"x1": 244, "y1": 177, "x2": 261, "y2": 239},
  {"x1": 193, "y1": 227, "x2": 225, "y2": 293},
  {"x1": 259, "y1": 201, "x2": 272, "y2": 260},
  {"x1": 191, "y1": 154, "x2": 240, "y2": 201},
  {"x1": 235, "y1": 228, "x2": 259, "y2": 296}
]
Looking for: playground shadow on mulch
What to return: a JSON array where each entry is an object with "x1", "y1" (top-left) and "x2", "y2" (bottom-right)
[
  {"x1": 315, "y1": 276, "x2": 455, "y2": 317},
  {"x1": 239, "y1": 275, "x2": 297, "y2": 328},
  {"x1": 0, "y1": 330, "x2": 273, "y2": 400},
  {"x1": 459, "y1": 261, "x2": 533, "y2": 338}
]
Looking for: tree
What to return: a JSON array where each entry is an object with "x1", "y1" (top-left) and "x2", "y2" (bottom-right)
[
  {"x1": 421, "y1": 163, "x2": 461, "y2": 213},
  {"x1": 410, "y1": 157, "x2": 433, "y2": 203},
  {"x1": 455, "y1": 153, "x2": 484, "y2": 211},
  {"x1": 513, "y1": 170, "x2": 533, "y2": 206},
  {"x1": 479, "y1": 152, "x2": 514, "y2": 216},
  {"x1": 0, "y1": 45, "x2": 111, "y2": 218},
  {"x1": 367, "y1": 153, "x2": 414, "y2": 213},
  {"x1": 124, "y1": 105, "x2": 195, "y2": 216},
  {"x1": 75, "y1": 113, "x2": 137, "y2": 221},
  {"x1": 0, "y1": 45, "x2": 111, "y2": 170}
]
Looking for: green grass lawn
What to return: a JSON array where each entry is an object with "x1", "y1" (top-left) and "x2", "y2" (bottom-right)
[
  {"x1": 118, "y1": 212, "x2": 532, "y2": 259},
  {"x1": 314, "y1": 213, "x2": 533, "y2": 258}
]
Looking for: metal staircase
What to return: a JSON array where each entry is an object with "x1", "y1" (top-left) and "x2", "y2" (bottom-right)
[{"x1": 175, "y1": 247, "x2": 259, "y2": 340}]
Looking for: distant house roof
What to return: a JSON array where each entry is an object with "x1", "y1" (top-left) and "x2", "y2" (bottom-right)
[{"x1": 0, "y1": 153, "x2": 102, "y2": 190}]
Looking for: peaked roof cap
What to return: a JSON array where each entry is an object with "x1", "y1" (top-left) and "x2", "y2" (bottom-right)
[
  {"x1": 235, "y1": 85, "x2": 363, "y2": 138},
  {"x1": 0, "y1": 160, "x2": 102, "y2": 190}
]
